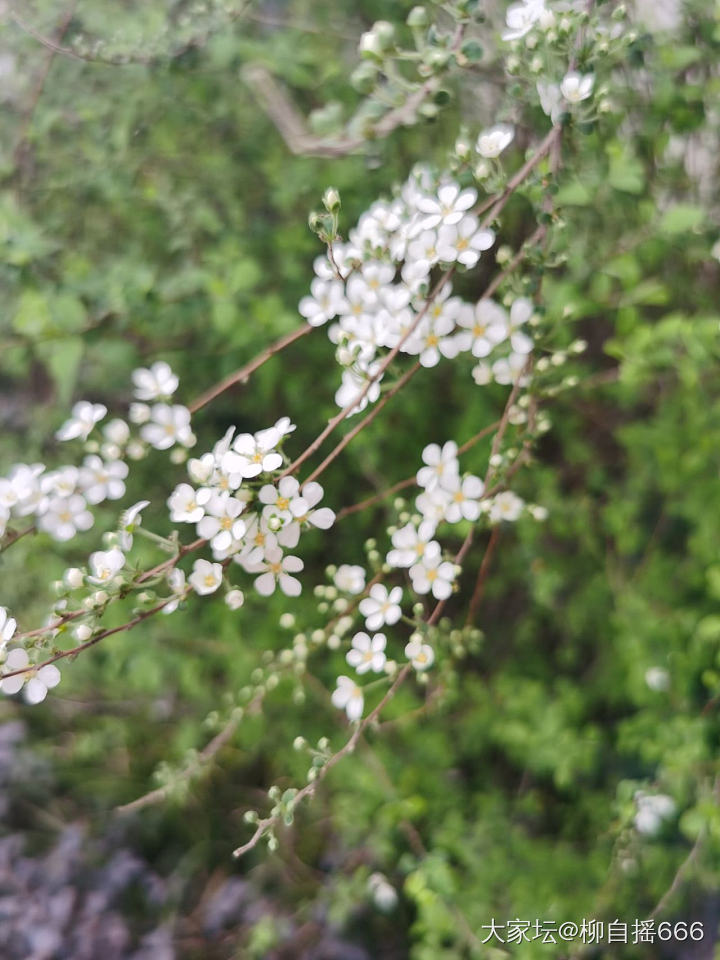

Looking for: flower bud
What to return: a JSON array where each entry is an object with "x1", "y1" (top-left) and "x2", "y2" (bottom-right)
[
  {"x1": 64, "y1": 567, "x2": 84, "y2": 589},
  {"x1": 407, "y1": 5, "x2": 429, "y2": 28},
  {"x1": 322, "y1": 187, "x2": 341, "y2": 213}
]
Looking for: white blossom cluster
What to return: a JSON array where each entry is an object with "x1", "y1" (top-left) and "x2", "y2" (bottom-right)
[
  {"x1": 0, "y1": 362, "x2": 194, "y2": 543},
  {"x1": 298, "y1": 165, "x2": 542, "y2": 414},
  {"x1": 167, "y1": 417, "x2": 336, "y2": 601},
  {"x1": 330, "y1": 437, "x2": 537, "y2": 722}
]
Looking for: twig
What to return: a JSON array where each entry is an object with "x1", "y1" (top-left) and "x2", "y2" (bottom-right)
[
  {"x1": 232, "y1": 663, "x2": 412, "y2": 858},
  {"x1": 465, "y1": 527, "x2": 500, "y2": 626},
  {"x1": 303, "y1": 361, "x2": 422, "y2": 485},
  {"x1": 241, "y1": 25, "x2": 466, "y2": 158},
  {"x1": 189, "y1": 324, "x2": 313, "y2": 413},
  {"x1": 13, "y1": 2, "x2": 77, "y2": 176}
]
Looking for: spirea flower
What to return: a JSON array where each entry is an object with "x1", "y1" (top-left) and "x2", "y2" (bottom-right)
[
  {"x1": 488, "y1": 490, "x2": 525, "y2": 522},
  {"x1": 417, "y1": 441, "x2": 459, "y2": 491},
  {"x1": 346, "y1": 632, "x2": 387, "y2": 674},
  {"x1": 409, "y1": 552, "x2": 456, "y2": 600},
  {"x1": 560, "y1": 71, "x2": 595, "y2": 104},
  {"x1": 0, "y1": 607, "x2": 17, "y2": 650},
  {"x1": 248, "y1": 546, "x2": 304, "y2": 597},
  {"x1": 79, "y1": 455, "x2": 128, "y2": 504},
  {"x1": 1, "y1": 650, "x2": 62, "y2": 704},
  {"x1": 38, "y1": 495, "x2": 93, "y2": 542},
  {"x1": 189, "y1": 559, "x2": 224, "y2": 596},
  {"x1": 331, "y1": 675, "x2": 364, "y2": 721},
  {"x1": 168, "y1": 483, "x2": 211, "y2": 523},
  {"x1": 88, "y1": 547, "x2": 126, "y2": 585},
  {"x1": 359, "y1": 584, "x2": 402, "y2": 630},
  {"x1": 131, "y1": 361, "x2": 179, "y2": 401},
  {"x1": 476, "y1": 124, "x2": 514, "y2": 158},
  {"x1": 141, "y1": 404, "x2": 194, "y2": 451},
  {"x1": 56, "y1": 402, "x2": 107, "y2": 442},
  {"x1": 405, "y1": 637, "x2": 435, "y2": 671},
  {"x1": 334, "y1": 564, "x2": 366, "y2": 594}
]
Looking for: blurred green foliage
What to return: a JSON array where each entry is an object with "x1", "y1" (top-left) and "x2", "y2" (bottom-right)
[{"x1": 2, "y1": 1, "x2": 720, "y2": 957}]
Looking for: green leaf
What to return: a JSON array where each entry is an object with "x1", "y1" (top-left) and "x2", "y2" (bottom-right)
[
  {"x1": 659, "y1": 204, "x2": 705, "y2": 235},
  {"x1": 39, "y1": 336, "x2": 84, "y2": 405},
  {"x1": 12, "y1": 290, "x2": 51, "y2": 338},
  {"x1": 607, "y1": 143, "x2": 645, "y2": 194}
]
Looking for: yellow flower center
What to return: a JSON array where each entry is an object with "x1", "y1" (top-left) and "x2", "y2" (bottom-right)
[{"x1": 276, "y1": 496, "x2": 290, "y2": 511}]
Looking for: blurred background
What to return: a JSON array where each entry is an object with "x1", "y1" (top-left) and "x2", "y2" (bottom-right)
[{"x1": 2, "y1": 1, "x2": 720, "y2": 957}]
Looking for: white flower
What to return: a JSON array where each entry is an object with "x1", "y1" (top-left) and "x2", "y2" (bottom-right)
[
  {"x1": 38, "y1": 495, "x2": 94, "y2": 542},
  {"x1": 537, "y1": 80, "x2": 563, "y2": 123},
  {"x1": 331, "y1": 675, "x2": 364, "y2": 721},
  {"x1": 492, "y1": 351, "x2": 528, "y2": 385},
  {"x1": 281, "y1": 480, "x2": 335, "y2": 545},
  {"x1": 168, "y1": 483, "x2": 211, "y2": 523},
  {"x1": 561, "y1": 71, "x2": 595, "y2": 104},
  {"x1": 368, "y1": 873, "x2": 398, "y2": 912},
  {"x1": 488, "y1": 490, "x2": 525, "y2": 522},
  {"x1": 299, "y1": 278, "x2": 347, "y2": 327},
  {"x1": 221, "y1": 427, "x2": 283, "y2": 478},
  {"x1": 335, "y1": 363, "x2": 382, "y2": 415},
  {"x1": 407, "y1": 229, "x2": 440, "y2": 272},
  {"x1": 417, "y1": 441, "x2": 459, "y2": 491},
  {"x1": 129, "y1": 402, "x2": 151, "y2": 425},
  {"x1": 359, "y1": 584, "x2": 402, "y2": 631},
  {"x1": 645, "y1": 667, "x2": 670, "y2": 691},
  {"x1": 387, "y1": 521, "x2": 438, "y2": 568},
  {"x1": 189, "y1": 558, "x2": 224, "y2": 595},
  {"x1": 443, "y1": 475, "x2": 485, "y2": 523},
  {"x1": 88, "y1": 547, "x2": 126, "y2": 585},
  {"x1": 141, "y1": 404, "x2": 194, "y2": 450},
  {"x1": 7, "y1": 463, "x2": 46, "y2": 516},
  {"x1": 79, "y1": 455, "x2": 128, "y2": 504},
  {"x1": 103, "y1": 418, "x2": 130, "y2": 445},
  {"x1": 118, "y1": 499, "x2": 150, "y2": 550},
  {"x1": 334, "y1": 564, "x2": 366, "y2": 594},
  {"x1": 503, "y1": 0, "x2": 548, "y2": 41},
  {"x1": 436, "y1": 217, "x2": 495, "y2": 269},
  {"x1": 187, "y1": 453, "x2": 216, "y2": 485},
  {"x1": 409, "y1": 552, "x2": 456, "y2": 599},
  {"x1": 258, "y1": 476, "x2": 302, "y2": 523},
  {"x1": 405, "y1": 637, "x2": 435, "y2": 671},
  {"x1": 235, "y1": 514, "x2": 278, "y2": 567},
  {"x1": 476, "y1": 124, "x2": 514, "y2": 158},
  {"x1": 347, "y1": 632, "x2": 387, "y2": 674},
  {"x1": 455, "y1": 299, "x2": 508, "y2": 358},
  {"x1": 225, "y1": 589, "x2": 245, "y2": 610},
  {"x1": 504, "y1": 297, "x2": 534, "y2": 354},
  {"x1": 248, "y1": 546, "x2": 304, "y2": 597},
  {"x1": 0, "y1": 607, "x2": 16, "y2": 650},
  {"x1": 416, "y1": 183, "x2": 477, "y2": 231},
  {"x1": 634, "y1": 792, "x2": 675, "y2": 835},
  {"x1": 131, "y1": 361, "x2": 179, "y2": 400},
  {"x1": 56, "y1": 401, "x2": 107, "y2": 442},
  {"x1": 415, "y1": 486, "x2": 452, "y2": 530},
  {"x1": 0, "y1": 649, "x2": 61, "y2": 704},
  {"x1": 163, "y1": 568, "x2": 187, "y2": 614},
  {"x1": 197, "y1": 494, "x2": 247, "y2": 553}
]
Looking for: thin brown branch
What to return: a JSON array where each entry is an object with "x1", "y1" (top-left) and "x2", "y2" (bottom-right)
[
  {"x1": 0, "y1": 525, "x2": 36, "y2": 554},
  {"x1": 242, "y1": 25, "x2": 466, "y2": 158},
  {"x1": 189, "y1": 324, "x2": 313, "y2": 414},
  {"x1": 465, "y1": 526, "x2": 500, "y2": 626},
  {"x1": 232, "y1": 663, "x2": 412, "y2": 858},
  {"x1": 280, "y1": 268, "x2": 455, "y2": 479},
  {"x1": 1, "y1": 593, "x2": 189, "y2": 682},
  {"x1": 303, "y1": 361, "x2": 421, "y2": 485},
  {"x1": 13, "y1": 2, "x2": 77, "y2": 174}
]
